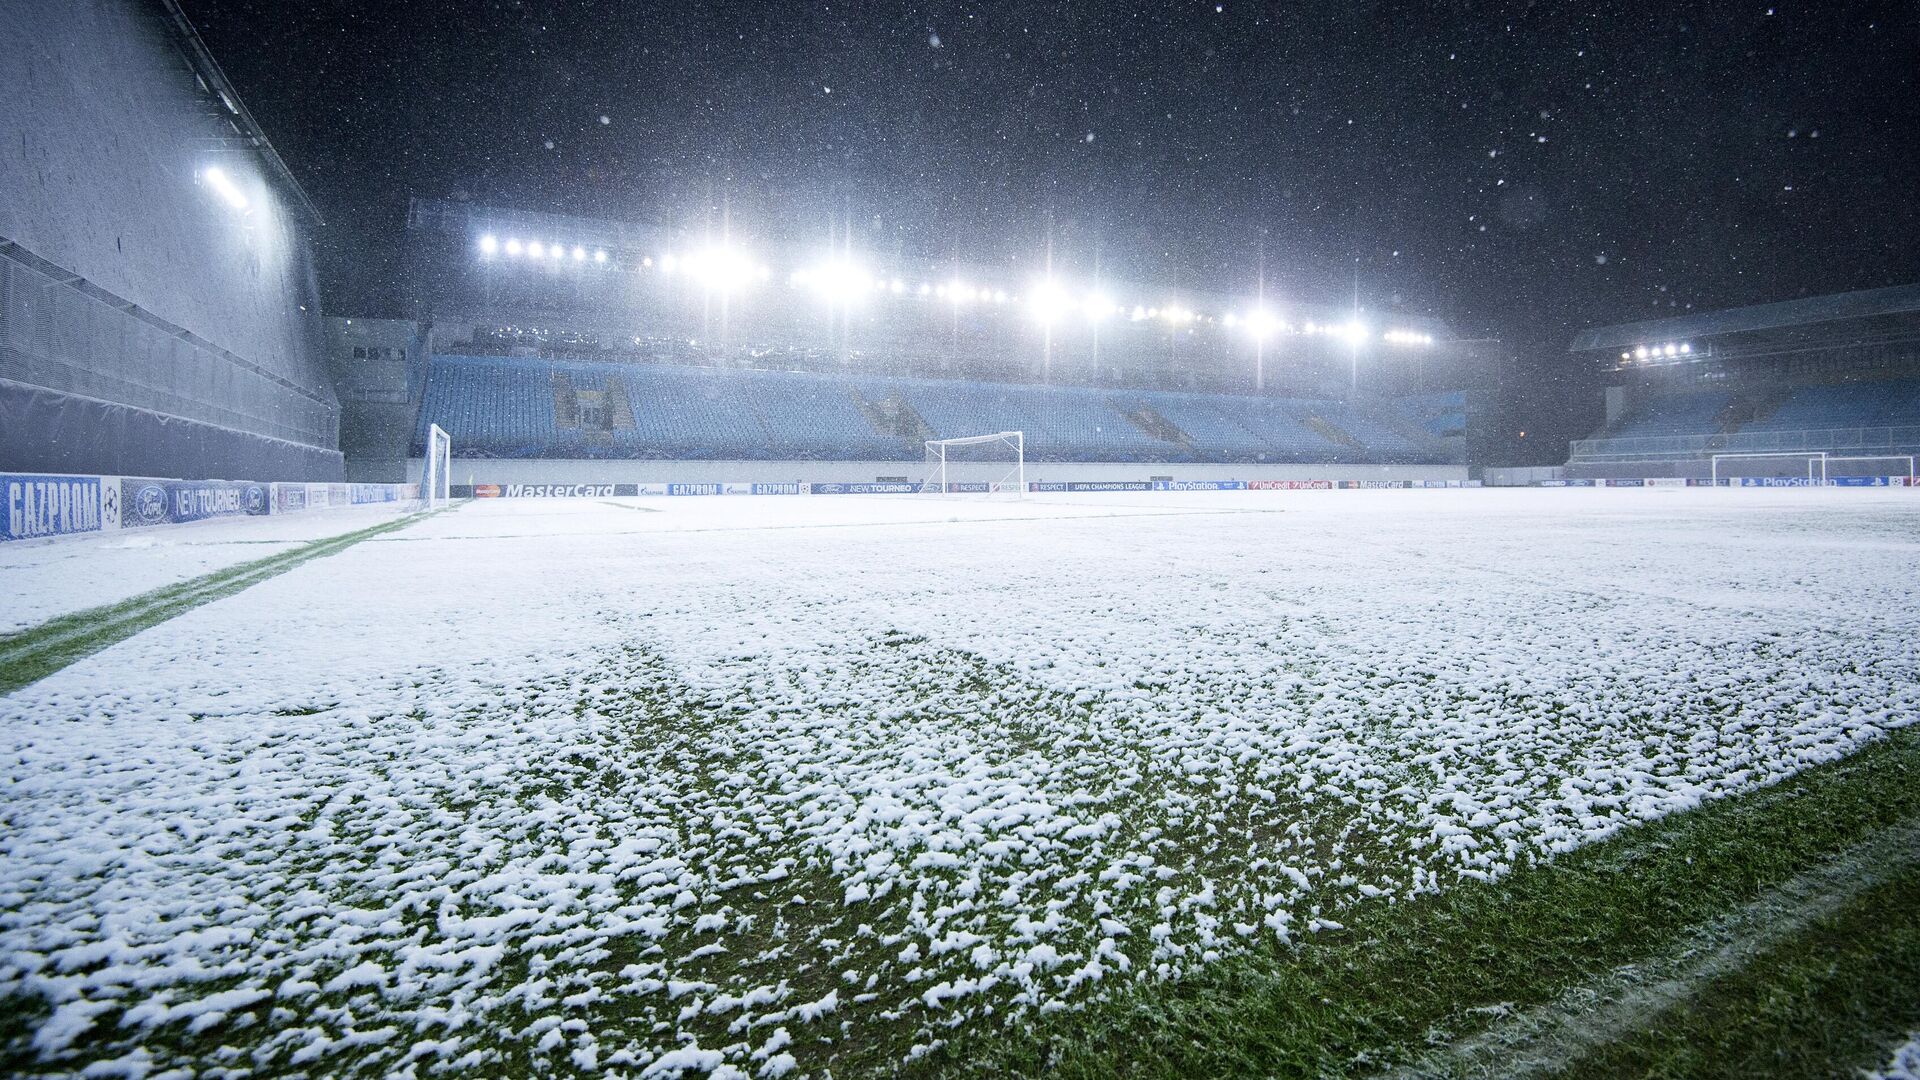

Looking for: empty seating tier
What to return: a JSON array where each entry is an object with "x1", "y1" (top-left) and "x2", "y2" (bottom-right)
[{"x1": 416, "y1": 355, "x2": 1455, "y2": 464}]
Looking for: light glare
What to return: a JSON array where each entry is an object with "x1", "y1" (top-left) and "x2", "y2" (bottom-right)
[
  {"x1": 201, "y1": 166, "x2": 249, "y2": 210},
  {"x1": 1027, "y1": 278, "x2": 1071, "y2": 323}
]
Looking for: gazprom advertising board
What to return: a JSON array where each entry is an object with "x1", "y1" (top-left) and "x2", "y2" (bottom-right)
[{"x1": 1, "y1": 473, "x2": 110, "y2": 541}]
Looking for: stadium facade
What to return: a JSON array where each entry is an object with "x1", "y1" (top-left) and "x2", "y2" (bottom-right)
[
  {"x1": 0, "y1": 0, "x2": 341, "y2": 482},
  {"x1": 1563, "y1": 284, "x2": 1920, "y2": 480},
  {"x1": 327, "y1": 198, "x2": 1498, "y2": 486}
]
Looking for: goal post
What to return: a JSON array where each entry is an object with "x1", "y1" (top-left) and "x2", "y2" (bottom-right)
[
  {"x1": 922, "y1": 431, "x2": 1025, "y2": 496},
  {"x1": 422, "y1": 423, "x2": 452, "y2": 507},
  {"x1": 1710, "y1": 451, "x2": 1826, "y2": 487}
]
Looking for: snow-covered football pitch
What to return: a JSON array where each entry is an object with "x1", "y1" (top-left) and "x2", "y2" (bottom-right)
[{"x1": 3, "y1": 487, "x2": 1919, "y2": 1078}]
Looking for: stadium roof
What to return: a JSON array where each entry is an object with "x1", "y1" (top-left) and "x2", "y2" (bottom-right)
[
  {"x1": 157, "y1": 0, "x2": 322, "y2": 224},
  {"x1": 1569, "y1": 282, "x2": 1920, "y2": 353}
]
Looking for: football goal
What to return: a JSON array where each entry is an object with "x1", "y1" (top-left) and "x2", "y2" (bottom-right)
[
  {"x1": 922, "y1": 431, "x2": 1025, "y2": 495},
  {"x1": 422, "y1": 423, "x2": 453, "y2": 507},
  {"x1": 1710, "y1": 451, "x2": 1826, "y2": 486},
  {"x1": 1827, "y1": 454, "x2": 1916, "y2": 483}
]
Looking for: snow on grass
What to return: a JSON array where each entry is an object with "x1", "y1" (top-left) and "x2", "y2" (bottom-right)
[
  {"x1": 1865, "y1": 1034, "x2": 1920, "y2": 1080},
  {"x1": 0, "y1": 503, "x2": 418, "y2": 634},
  {"x1": 2, "y1": 489, "x2": 1917, "y2": 1075}
]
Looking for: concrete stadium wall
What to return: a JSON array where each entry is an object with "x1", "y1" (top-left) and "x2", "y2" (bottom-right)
[
  {"x1": 0, "y1": 1, "x2": 340, "y2": 479},
  {"x1": 410, "y1": 458, "x2": 1470, "y2": 487}
]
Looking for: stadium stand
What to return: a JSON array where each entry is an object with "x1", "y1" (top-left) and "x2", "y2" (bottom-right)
[
  {"x1": 1600, "y1": 390, "x2": 1734, "y2": 440},
  {"x1": 414, "y1": 354, "x2": 1454, "y2": 465},
  {"x1": 1399, "y1": 391, "x2": 1469, "y2": 440},
  {"x1": 1566, "y1": 284, "x2": 1920, "y2": 475}
]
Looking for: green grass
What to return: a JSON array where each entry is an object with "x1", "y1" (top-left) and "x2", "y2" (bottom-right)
[
  {"x1": 0, "y1": 510, "x2": 436, "y2": 695},
  {"x1": 922, "y1": 727, "x2": 1920, "y2": 1078},
  {"x1": 1556, "y1": 863, "x2": 1920, "y2": 1080}
]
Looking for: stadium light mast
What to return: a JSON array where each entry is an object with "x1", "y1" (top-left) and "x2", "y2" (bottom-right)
[{"x1": 1254, "y1": 272, "x2": 1269, "y2": 394}]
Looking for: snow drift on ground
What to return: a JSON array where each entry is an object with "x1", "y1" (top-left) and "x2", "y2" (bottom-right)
[{"x1": 2, "y1": 489, "x2": 1916, "y2": 1076}]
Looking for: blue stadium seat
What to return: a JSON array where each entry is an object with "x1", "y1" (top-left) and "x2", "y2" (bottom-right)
[
  {"x1": 1608, "y1": 391, "x2": 1732, "y2": 439},
  {"x1": 416, "y1": 355, "x2": 1459, "y2": 465}
]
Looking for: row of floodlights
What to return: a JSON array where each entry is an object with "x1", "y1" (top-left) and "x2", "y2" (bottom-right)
[
  {"x1": 1622, "y1": 342, "x2": 1693, "y2": 361},
  {"x1": 476, "y1": 234, "x2": 1436, "y2": 346}
]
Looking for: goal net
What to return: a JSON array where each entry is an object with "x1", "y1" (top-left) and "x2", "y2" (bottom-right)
[
  {"x1": 1711, "y1": 451, "x2": 1826, "y2": 486},
  {"x1": 922, "y1": 431, "x2": 1025, "y2": 495},
  {"x1": 422, "y1": 423, "x2": 452, "y2": 507},
  {"x1": 1827, "y1": 455, "x2": 1916, "y2": 484}
]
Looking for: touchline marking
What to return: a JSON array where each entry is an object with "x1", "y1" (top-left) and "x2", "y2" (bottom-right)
[
  {"x1": 1379, "y1": 816, "x2": 1920, "y2": 1079},
  {"x1": 0, "y1": 507, "x2": 450, "y2": 696},
  {"x1": 363, "y1": 505, "x2": 1286, "y2": 543}
]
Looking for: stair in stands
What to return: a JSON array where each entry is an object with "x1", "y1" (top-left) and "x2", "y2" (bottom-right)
[
  {"x1": 1302, "y1": 412, "x2": 1366, "y2": 452},
  {"x1": 551, "y1": 371, "x2": 578, "y2": 429}
]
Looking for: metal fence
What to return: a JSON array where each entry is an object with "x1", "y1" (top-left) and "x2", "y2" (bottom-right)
[
  {"x1": 1571, "y1": 424, "x2": 1920, "y2": 462},
  {"x1": 0, "y1": 240, "x2": 337, "y2": 449}
]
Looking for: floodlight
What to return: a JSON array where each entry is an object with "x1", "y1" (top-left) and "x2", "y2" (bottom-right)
[
  {"x1": 680, "y1": 247, "x2": 763, "y2": 294},
  {"x1": 993, "y1": 289, "x2": 1008, "y2": 303},
  {"x1": 1131, "y1": 305, "x2": 1149, "y2": 321},
  {"x1": 1622, "y1": 351, "x2": 1631, "y2": 360},
  {"x1": 1083, "y1": 291, "x2": 1117, "y2": 323},
  {"x1": 1680, "y1": 342, "x2": 1691, "y2": 354},
  {"x1": 890, "y1": 279, "x2": 906, "y2": 294},
  {"x1": 201, "y1": 166, "x2": 249, "y2": 211},
  {"x1": 658, "y1": 253, "x2": 678, "y2": 275},
  {"x1": 505, "y1": 238, "x2": 523, "y2": 256},
  {"x1": 918, "y1": 282, "x2": 933, "y2": 296},
  {"x1": 1664, "y1": 343, "x2": 1678, "y2": 356},
  {"x1": 1244, "y1": 307, "x2": 1282, "y2": 340},
  {"x1": 797, "y1": 260, "x2": 874, "y2": 305},
  {"x1": 1223, "y1": 313, "x2": 1239, "y2": 328},
  {"x1": 572, "y1": 246, "x2": 586, "y2": 262},
  {"x1": 527, "y1": 241, "x2": 545, "y2": 259},
  {"x1": 1634, "y1": 345, "x2": 1648, "y2": 359},
  {"x1": 642, "y1": 255, "x2": 654, "y2": 268},
  {"x1": 948, "y1": 280, "x2": 975, "y2": 303},
  {"x1": 1027, "y1": 278, "x2": 1071, "y2": 323},
  {"x1": 594, "y1": 249, "x2": 608, "y2": 263},
  {"x1": 479, "y1": 234, "x2": 499, "y2": 256}
]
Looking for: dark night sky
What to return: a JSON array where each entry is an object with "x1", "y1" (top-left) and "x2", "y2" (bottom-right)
[{"x1": 183, "y1": 0, "x2": 1920, "y2": 458}]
